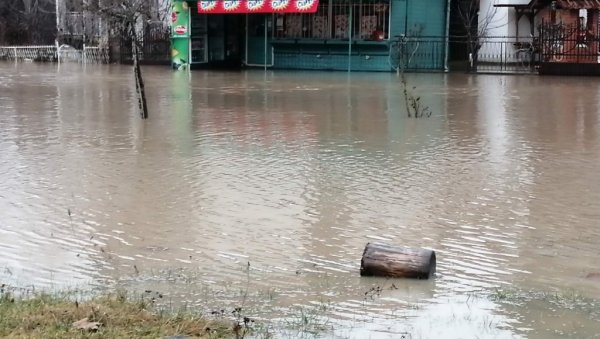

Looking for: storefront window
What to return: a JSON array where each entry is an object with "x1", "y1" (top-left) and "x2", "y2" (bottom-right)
[
  {"x1": 250, "y1": 14, "x2": 273, "y2": 37},
  {"x1": 273, "y1": 0, "x2": 389, "y2": 40}
]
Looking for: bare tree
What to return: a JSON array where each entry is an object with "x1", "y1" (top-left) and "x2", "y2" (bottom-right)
[
  {"x1": 389, "y1": 24, "x2": 432, "y2": 118},
  {"x1": 0, "y1": 0, "x2": 57, "y2": 44},
  {"x1": 0, "y1": 2, "x2": 8, "y2": 43},
  {"x1": 454, "y1": 0, "x2": 506, "y2": 71},
  {"x1": 85, "y1": 0, "x2": 167, "y2": 119}
]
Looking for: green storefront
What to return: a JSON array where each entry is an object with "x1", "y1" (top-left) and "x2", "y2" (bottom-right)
[{"x1": 170, "y1": 0, "x2": 450, "y2": 72}]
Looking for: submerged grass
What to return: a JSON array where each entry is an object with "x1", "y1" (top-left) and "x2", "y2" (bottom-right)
[
  {"x1": 0, "y1": 289, "x2": 233, "y2": 338},
  {"x1": 489, "y1": 286, "x2": 600, "y2": 315}
]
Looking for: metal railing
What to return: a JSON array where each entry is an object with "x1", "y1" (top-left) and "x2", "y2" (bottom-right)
[
  {"x1": 0, "y1": 45, "x2": 57, "y2": 62},
  {"x1": 110, "y1": 26, "x2": 170, "y2": 65},
  {"x1": 82, "y1": 45, "x2": 109, "y2": 64},
  {"x1": 540, "y1": 37, "x2": 600, "y2": 63},
  {"x1": 4, "y1": 34, "x2": 596, "y2": 74},
  {"x1": 388, "y1": 36, "x2": 446, "y2": 71},
  {"x1": 474, "y1": 36, "x2": 539, "y2": 73},
  {"x1": 57, "y1": 45, "x2": 82, "y2": 62},
  {"x1": 539, "y1": 21, "x2": 600, "y2": 65},
  {"x1": 63, "y1": 12, "x2": 103, "y2": 38}
]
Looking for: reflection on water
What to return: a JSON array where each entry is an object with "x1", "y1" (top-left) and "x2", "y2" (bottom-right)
[{"x1": 1, "y1": 62, "x2": 600, "y2": 337}]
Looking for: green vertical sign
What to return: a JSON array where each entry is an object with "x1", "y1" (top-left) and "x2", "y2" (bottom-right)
[{"x1": 171, "y1": 1, "x2": 190, "y2": 70}]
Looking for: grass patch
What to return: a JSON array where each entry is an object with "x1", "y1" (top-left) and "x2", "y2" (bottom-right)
[
  {"x1": 489, "y1": 287, "x2": 600, "y2": 313},
  {"x1": 0, "y1": 289, "x2": 233, "y2": 338}
]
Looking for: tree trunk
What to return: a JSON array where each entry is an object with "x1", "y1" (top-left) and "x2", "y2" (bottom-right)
[
  {"x1": 131, "y1": 27, "x2": 148, "y2": 119},
  {"x1": 360, "y1": 242, "x2": 436, "y2": 279}
]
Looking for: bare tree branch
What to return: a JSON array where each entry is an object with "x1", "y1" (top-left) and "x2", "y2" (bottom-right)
[{"x1": 0, "y1": 0, "x2": 56, "y2": 44}]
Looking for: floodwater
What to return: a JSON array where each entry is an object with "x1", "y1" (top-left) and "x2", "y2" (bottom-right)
[{"x1": 1, "y1": 62, "x2": 600, "y2": 338}]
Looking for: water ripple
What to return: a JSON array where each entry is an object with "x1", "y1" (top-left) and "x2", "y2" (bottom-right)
[{"x1": 2, "y1": 63, "x2": 600, "y2": 336}]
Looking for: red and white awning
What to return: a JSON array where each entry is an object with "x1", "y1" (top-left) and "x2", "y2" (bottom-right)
[{"x1": 197, "y1": 0, "x2": 319, "y2": 14}]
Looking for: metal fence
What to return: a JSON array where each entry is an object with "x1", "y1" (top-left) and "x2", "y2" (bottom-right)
[
  {"x1": 57, "y1": 45, "x2": 81, "y2": 62},
  {"x1": 474, "y1": 36, "x2": 539, "y2": 74},
  {"x1": 108, "y1": 25, "x2": 170, "y2": 65},
  {"x1": 0, "y1": 45, "x2": 58, "y2": 62},
  {"x1": 452, "y1": 28, "x2": 600, "y2": 74},
  {"x1": 0, "y1": 45, "x2": 110, "y2": 64},
  {"x1": 4, "y1": 33, "x2": 597, "y2": 75},
  {"x1": 386, "y1": 35, "x2": 540, "y2": 74},
  {"x1": 82, "y1": 45, "x2": 109, "y2": 63},
  {"x1": 393, "y1": 36, "x2": 446, "y2": 71},
  {"x1": 63, "y1": 12, "x2": 103, "y2": 39},
  {"x1": 539, "y1": 37, "x2": 600, "y2": 63},
  {"x1": 539, "y1": 22, "x2": 599, "y2": 63},
  {"x1": 0, "y1": 42, "x2": 167, "y2": 65}
]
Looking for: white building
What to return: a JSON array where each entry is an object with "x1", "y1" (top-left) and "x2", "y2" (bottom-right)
[{"x1": 478, "y1": 0, "x2": 537, "y2": 63}]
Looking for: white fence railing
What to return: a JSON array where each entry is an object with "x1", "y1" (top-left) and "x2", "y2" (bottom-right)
[
  {"x1": 0, "y1": 45, "x2": 57, "y2": 62},
  {"x1": 0, "y1": 45, "x2": 109, "y2": 64},
  {"x1": 82, "y1": 45, "x2": 109, "y2": 64}
]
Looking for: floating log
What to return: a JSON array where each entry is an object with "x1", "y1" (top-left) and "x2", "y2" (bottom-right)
[{"x1": 360, "y1": 242, "x2": 436, "y2": 279}]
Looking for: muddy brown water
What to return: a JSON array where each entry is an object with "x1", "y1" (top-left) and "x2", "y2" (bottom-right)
[{"x1": 1, "y1": 62, "x2": 600, "y2": 338}]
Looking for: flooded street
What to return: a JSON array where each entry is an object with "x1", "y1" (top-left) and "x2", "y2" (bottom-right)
[{"x1": 1, "y1": 62, "x2": 600, "y2": 338}]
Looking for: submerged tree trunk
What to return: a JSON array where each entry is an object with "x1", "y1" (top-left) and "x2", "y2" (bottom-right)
[
  {"x1": 131, "y1": 27, "x2": 148, "y2": 119},
  {"x1": 360, "y1": 242, "x2": 436, "y2": 279}
]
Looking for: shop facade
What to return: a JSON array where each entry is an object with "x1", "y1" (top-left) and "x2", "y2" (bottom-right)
[{"x1": 171, "y1": 0, "x2": 450, "y2": 72}]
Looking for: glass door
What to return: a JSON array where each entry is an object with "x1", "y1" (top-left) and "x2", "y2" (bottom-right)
[
  {"x1": 190, "y1": 14, "x2": 208, "y2": 63},
  {"x1": 246, "y1": 14, "x2": 273, "y2": 66},
  {"x1": 207, "y1": 15, "x2": 225, "y2": 62}
]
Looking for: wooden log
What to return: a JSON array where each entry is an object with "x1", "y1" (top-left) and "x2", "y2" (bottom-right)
[{"x1": 360, "y1": 242, "x2": 436, "y2": 279}]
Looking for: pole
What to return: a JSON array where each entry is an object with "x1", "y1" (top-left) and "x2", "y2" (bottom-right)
[
  {"x1": 404, "y1": 0, "x2": 408, "y2": 35},
  {"x1": 55, "y1": 0, "x2": 60, "y2": 44},
  {"x1": 245, "y1": 14, "x2": 249, "y2": 65},
  {"x1": 264, "y1": 14, "x2": 268, "y2": 71},
  {"x1": 444, "y1": 0, "x2": 451, "y2": 71},
  {"x1": 348, "y1": 5, "x2": 353, "y2": 72},
  {"x1": 55, "y1": 0, "x2": 61, "y2": 64}
]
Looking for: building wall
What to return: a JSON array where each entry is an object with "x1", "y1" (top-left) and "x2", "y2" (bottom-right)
[
  {"x1": 478, "y1": 1, "x2": 508, "y2": 62},
  {"x1": 272, "y1": 43, "x2": 392, "y2": 71},
  {"x1": 477, "y1": 0, "x2": 536, "y2": 64},
  {"x1": 402, "y1": 0, "x2": 448, "y2": 37}
]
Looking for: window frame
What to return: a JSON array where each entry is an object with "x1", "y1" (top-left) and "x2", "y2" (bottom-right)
[{"x1": 271, "y1": 0, "x2": 391, "y2": 41}]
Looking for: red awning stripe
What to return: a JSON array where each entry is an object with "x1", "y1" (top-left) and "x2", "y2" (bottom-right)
[{"x1": 198, "y1": 0, "x2": 319, "y2": 14}]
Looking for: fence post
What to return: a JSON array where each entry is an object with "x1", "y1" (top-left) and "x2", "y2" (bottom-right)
[
  {"x1": 56, "y1": 41, "x2": 60, "y2": 64},
  {"x1": 501, "y1": 42, "x2": 504, "y2": 71},
  {"x1": 13, "y1": 47, "x2": 17, "y2": 61},
  {"x1": 348, "y1": 5, "x2": 353, "y2": 73}
]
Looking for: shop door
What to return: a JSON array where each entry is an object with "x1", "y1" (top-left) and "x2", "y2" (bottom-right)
[
  {"x1": 191, "y1": 14, "x2": 208, "y2": 64},
  {"x1": 246, "y1": 14, "x2": 273, "y2": 66},
  {"x1": 207, "y1": 15, "x2": 244, "y2": 68}
]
